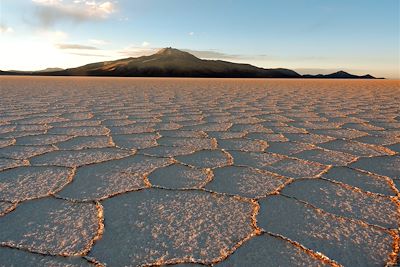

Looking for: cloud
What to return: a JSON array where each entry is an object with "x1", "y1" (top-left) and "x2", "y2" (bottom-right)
[
  {"x1": 189, "y1": 32, "x2": 194, "y2": 36},
  {"x1": 32, "y1": 0, "x2": 116, "y2": 26},
  {"x1": 69, "y1": 52, "x2": 108, "y2": 57},
  {"x1": 56, "y1": 43, "x2": 99, "y2": 50},
  {"x1": 118, "y1": 46, "x2": 158, "y2": 57},
  {"x1": 0, "y1": 24, "x2": 14, "y2": 33},
  {"x1": 182, "y1": 49, "x2": 242, "y2": 59},
  {"x1": 141, "y1": 41, "x2": 150, "y2": 47},
  {"x1": 89, "y1": 39, "x2": 108, "y2": 45}
]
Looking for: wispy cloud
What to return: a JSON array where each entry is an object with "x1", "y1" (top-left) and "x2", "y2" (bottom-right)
[
  {"x1": 0, "y1": 24, "x2": 14, "y2": 33},
  {"x1": 56, "y1": 43, "x2": 99, "y2": 50},
  {"x1": 118, "y1": 46, "x2": 158, "y2": 57},
  {"x1": 182, "y1": 49, "x2": 243, "y2": 59},
  {"x1": 89, "y1": 39, "x2": 108, "y2": 45},
  {"x1": 32, "y1": 0, "x2": 116, "y2": 26},
  {"x1": 142, "y1": 41, "x2": 150, "y2": 47}
]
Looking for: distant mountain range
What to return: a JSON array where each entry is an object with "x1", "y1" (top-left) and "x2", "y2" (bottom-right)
[{"x1": 0, "y1": 48, "x2": 380, "y2": 79}]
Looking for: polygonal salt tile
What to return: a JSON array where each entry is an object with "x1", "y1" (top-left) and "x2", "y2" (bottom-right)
[
  {"x1": 283, "y1": 133, "x2": 335, "y2": 144},
  {"x1": 0, "y1": 145, "x2": 56, "y2": 160},
  {"x1": 139, "y1": 145, "x2": 195, "y2": 157},
  {"x1": 158, "y1": 137, "x2": 217, "y2": 150},
  {"x1": 15, "y1": 124, "x2": 51, "y2": 131},
  {"x1": 61, "y1": 112, "x2": 93, "y2": 120},
  {"x1": 258, "y1": 195, "x2": 396, "y2": 266},
  {"x1": 0, "y1": 198, "x2": 99, "y2": 256},
  {"x1": 386, "y1": 143, "x2": 400, "y2": 153},
  {"x1": 354, "y1": 135, "x2": 400, "y2": 146},
  {"x1": 48, "y1": 126, "x2": 110, "y2": 136},
  {"x1": 0, "y1": 247, "x2": 93, "y2": 267},
  {"x1": 0, "y1": 125, "x2": 16, "y2": 134},
  {"x1": 229, "y1": 151, "x2": 285, "y2": 170},
  {"x1": 113, "y1": 133, "x2": 159, "y2": 150},
  {"x1": 319, "y1": 140, "x2": 395, "y2": 157},
  {"x1": 206, "y1": 131, "x2": 247, "y2": 139},
  {"x1": 311, "y1": 129, "x2": 368, "y2": 139},
  {"x1": 0, "y1": 158, "x2": 29, "y2": 171},
  {"x1": 228, "y1": 123, "x2": 271, "y2": 133},
  {"x1": 50, "y1": 120, "x2": 101, "y2": 127},
  {"x1": 154, "y1": 122, "x2": 183, "y2": 130},
  {"x1": 323, "y1": 167, "x2": 397, "y2": 196},
  {"x1": 266, "y1": 158, "x2": 328, "y2": 178},
  {"x1": 292, "y1": 148, "x2": 358, "y2": 166},
  {"x1": 217, "y1": 139, "x2": 268, "y2": 152},
  {"x1": 350, "y1": 156, "x2": 400, "y2": 179},
  {"x1": 30, "y1": 148, "x2": 133, "y2": 167},
  {"x1": 109, "y1": 123, "x2": 155, "y2": 134},
  {"x1": 0, "y1": 130, "x2": 46, "y2": 140},
  {"x1": 282, "y1": 179, "x2": 399, "y2": 229},
  {"x1": 57, "y1": 136, "x2": 114, "y2": 150},
  {"x1": 205, "y1": 166, "x2": 290, "y2": 198},
  {"x1": 58, "y1": 155, "x2": 171, "y2": 200},
  {"x1": 89, "y1": 189, "x2": 255, "y2": 266},
  {"x1": 0, "y1": 201, "x2": 16, "y2": 216},
  {"x1": 175, "y1": 150, "x2": 231, "y2": 169},
  {"x1": 266, "y1": 142, "x2": 315, "y2": 156},
  {"x1": 0, "y1": 166, "x2": 73, "y2": 202},
  {"x1": 159, "y1": 130, "x2": 207, "y2": 138},
  {"x1": 216, "y1": 234, "x2": 329, "y2": 267},
  {"x1": 268, "y1": 126, "x2": 307, "y2": 134},
  {"x1": 16, "y1": 134, "x2": 73, "y2": 146},
  {"x1": 148, "y1": 163, "x2": 210, "y2": 189},
  {"x1": 0, "y1": 139, "x2": 15, "y2": 148},
  {"x1": 184, "y1": 122, "x2": 232, "y2": 132},
  {"x1": 246, "y1": 132, "x2": 288, "y2": 142}
]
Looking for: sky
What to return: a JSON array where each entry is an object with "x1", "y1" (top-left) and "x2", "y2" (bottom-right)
[{"x1": 0, "y1": 0, "x2": 399, "y2": 78}]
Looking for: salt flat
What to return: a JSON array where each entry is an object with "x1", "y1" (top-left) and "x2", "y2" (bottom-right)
[{"x1": 0, "y1": 77, "x2": 399, "y2": 266}]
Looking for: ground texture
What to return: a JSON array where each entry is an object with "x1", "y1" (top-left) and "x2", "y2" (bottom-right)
[{"x1": 0, "y1": 77, "x2": 399, "y2": 267}]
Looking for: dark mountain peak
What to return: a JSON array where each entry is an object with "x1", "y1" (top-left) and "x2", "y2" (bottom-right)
[{"x1": 155, "y1": 47, "x2": 197, "y2": 58}]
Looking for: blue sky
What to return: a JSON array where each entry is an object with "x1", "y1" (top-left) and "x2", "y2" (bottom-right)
[{"x1": 0, "y1": 0, "x2": 399, "y2": 78}]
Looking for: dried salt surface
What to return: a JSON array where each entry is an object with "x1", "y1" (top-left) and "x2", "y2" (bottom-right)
[
  {"x1": 310, "y1": 129, "x2": 368, "y2": 139},
  {"x1": 139, "y1": 145, "x2": 195, "y2": 157},
  {"x1": 0, "y1": 201, "x2": 16, "y2": 216},
  {"x1": 323, "y1": 167, "x2": 396, "y2": 195},
  {"x1": 56, "y1": 136, "x2": 113, "y2": 150},
  {"x1": 0, "y1": 198, "x2": 99, "y2": 256},
  {"x1": 0, "y1": 166, "x2": 73, "y2": 202},
  {"x1": 292, "y1": 148, "x2": 358, "y2": 166},
  {"x1": 258, "y1": 195, "x2": 395, "y2": 267},
  {"x1": 109, "y1": 123, "x2": 155, "y2": 134},
  {"x1": 282, "y1": 179, "x2": 399, "y2": 229},
  {"x1": 350, "y1": 156, "x2": 400, "y2": 179},
  {"x1": 48, "y1": 126, "x2": 109, "y2": 136},
  {"x1": 266, "y1": 158, "x2": 329, "y2": 179},
  {"x1": 0, "y1": 247, "x2": 93, "y2": 267},
  {"x1": 266, "y1": 142, "x2": 315, "y2": 156},
  {"x1": 89, "y1": 189, "x2": 255, "y2": 266},
  {"x1": 113, "y1": 133, "x2": 159, "y2": 150},
  {"x1": 148, "y1": 163, "x2": 209, "y2": 189},
  {"x1": 217, "y1": 234, "x2": 329, "y2": 267},
  {"x1": 0, "y1": 139, "x2": 15, "y2": 148},
  {"x1": 0, "y1": 145, "x2": 55, "y2": 160},
  {"x1": 206, "y1": 166, "x2": 290, "y2": 198},
  {"x1": 16, "y1": 134, "x2": 73, "y2": 145},
  {"x1": 245, "y1": 132, "x2": 288, "y2": 142},
  {"x1": 206, "y1": 131, "x2": 247, "y2": 139},
  {"x1": 283, "y1": 133, "x2": 336, "y2": 144},
  {"x1": 158, "y1": 137, "x2": 216, "y2": 150},
  {"x1": 217, "y1": 139, "x2": 268, "y2": 152},
  {"x1": 30, "y1": 148, "x2": 133, "y2": 167},
  {"x1": 58, "y1": 155, "x2": 171, "y2": 200},
  {"x1": 0, "y1": 157, "x2": 29, "y2": 171},
  {"x1": 319, "y1": 140, "x2": 395, "y2": 157},
  {"x1": 175, "y1": 150, "x2": 231, "y2": 169},
  {"x1": 229, "y1": 151, "x2": 285, "y2": 170},
  {"x1": 1, "y1": 77, "x2": 399, "y2": 266}
]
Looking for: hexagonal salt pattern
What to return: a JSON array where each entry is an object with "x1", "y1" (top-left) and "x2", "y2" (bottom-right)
[{"x1": 0, "y1": 77, "x2": 399, "y2": 266}]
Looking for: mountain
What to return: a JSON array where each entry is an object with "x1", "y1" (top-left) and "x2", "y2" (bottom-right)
[
  {"x1": 303, "y1": 71, "x2": 378, "y2": 79},
  {"x1": 0, "y1": 48, "x2": 379, "y2": 79}
]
